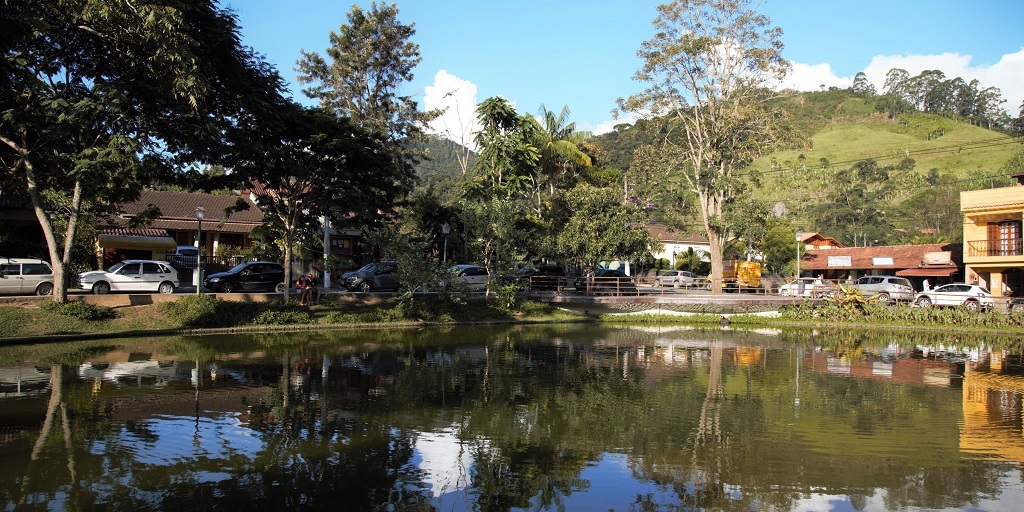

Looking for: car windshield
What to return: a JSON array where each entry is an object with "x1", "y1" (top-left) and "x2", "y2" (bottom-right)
[
  {"x1": 228, "y1": 262, "x2": 250, "y2": 273},
  {"x1": 106, "y1": 262, "x2": 126, "y2": 273},
  {"x1": 358, "y1": 263, "x2": 378, "y2": 272}
]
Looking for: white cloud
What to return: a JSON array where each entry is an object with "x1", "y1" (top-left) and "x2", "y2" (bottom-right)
[
  {"x1": 778, "y1": 61, "x2": 852, "y2": 92},
  {"x1": 423, "y1": 70, "x2": 480, "y2": 150},
  {"x1": 863, "y1": 50, "x2": 1024, "y2": 113},
  {"x1": 779, "y1": 49, "x2": 1024, "y2": 115},
  {"x1": 593, "y1": 111, "x2": 641, "y2": 135}
]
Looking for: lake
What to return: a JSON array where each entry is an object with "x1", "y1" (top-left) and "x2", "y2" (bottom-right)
[{"x1": 1, "y1": 325, "x2": 1023, "y2": 511}]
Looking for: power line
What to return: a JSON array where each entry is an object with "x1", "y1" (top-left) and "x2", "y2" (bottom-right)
[{"x1": 743, "y1": 135, "x2": 1022, "y2": 178}]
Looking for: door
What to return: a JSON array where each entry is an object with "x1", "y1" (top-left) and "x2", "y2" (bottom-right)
[
  {"x1": 239, "y1": 264, "x2": 264, "y2": 291},
  {"x1": 20, "y1": 263, "x2": 53, "y2": 294},
  {"x1": 263, "y1": 265, "x2": 284, "y2": 291},
  {"x1": 110, "y1": 263, "x2": 143, "y2": 291},
  {"x1": 0, "y1": 263, "x2": 23, "y2": 294},
  {"x1": 374, "y1": 263, "x2": 398, "y2": 290},
  {"x1": 140, "y1": 262, "x2": 168, "y2": 292}
]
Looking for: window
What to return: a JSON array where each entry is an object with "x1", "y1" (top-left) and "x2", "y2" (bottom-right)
[
  {"x1": 999, "y1": 220, "x2": 1022, "y2": 255},
  {"x1": 120, "y1": 263, "x2": 141, "y2": 276},
  {"x1": 23, "y1": 263, "x2": 52, "y2": 275},
  {"x1": 1, "y1": 264, "x2": 20, "y2": 276},
  {"x1": 143, "y1": 263, "x2": 163, "y2": 274}
]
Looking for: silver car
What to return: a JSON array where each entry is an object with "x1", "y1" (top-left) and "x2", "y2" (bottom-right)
[
  {"x1": 0, "y1": 258, "x2": 54, "y2": 296},
  {"x1": 655, "y1": 270, "x2": 696, "y2": 288},
  {"x1": 850, "y1": 275, "x2": 915, "y2": 304},
  {"x1": 444, "y1": 264, "x2": 490, "y2": 291}
]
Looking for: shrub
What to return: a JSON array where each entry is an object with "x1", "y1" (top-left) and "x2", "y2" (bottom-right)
[
  {"x1": 38, "y1": 300, "x2": 116, "y2": 320},
  {"x1": 253, "y1": 309, "x2": 313, "y2": 325}
]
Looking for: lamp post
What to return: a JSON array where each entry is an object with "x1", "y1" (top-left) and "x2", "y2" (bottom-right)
[
  {"x1": 442, "y1": 222, "x2": 451, "y2": 264},
  {"x1": 195, "y1": 206, "x2": 205, "y2": 295},
  {"x1": 795, "y1": 231, "x2": 802, "y2": 296}
]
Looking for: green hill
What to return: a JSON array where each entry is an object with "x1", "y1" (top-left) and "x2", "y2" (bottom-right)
[{"x1": 754, "y1": 92, "x2": 1020, "y2": 203}]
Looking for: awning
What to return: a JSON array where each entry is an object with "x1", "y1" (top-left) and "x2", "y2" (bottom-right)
[
  {"x1": 97, "y1": 234, "x2": 177, "y2": 251},
  {"x1": 896, "y1": 267, "x2": 958, "y2": 277}
]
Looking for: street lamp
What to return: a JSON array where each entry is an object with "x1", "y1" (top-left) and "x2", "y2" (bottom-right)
[
  {"x1": 195, "y1": 206, "x2": 205, "y2": 295},
  {"x1": 795, "y1": 231, "x2": 803, "y2": 295},
  {"x1": 442, "y1": 222, "x2": 451, "y2": 264}
]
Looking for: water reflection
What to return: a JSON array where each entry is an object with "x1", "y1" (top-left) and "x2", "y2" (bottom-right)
[{"x1": 1, "y1": 326, "x2": 1024, "y2": 510}]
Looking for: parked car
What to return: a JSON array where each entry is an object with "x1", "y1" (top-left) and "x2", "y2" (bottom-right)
[
  {"x1": 342, "y1": 261, "x2": 399, "y2": 292},
  {"x1": 778, "y1": 278, "x2": 835, "y2": 298},
  {"x1": 1009, "y1": 297, "x2": 1024, "y2": 314},
  {"x1": 655, "y1": 270, "x2": 696, "y2": 288},
  {"x1": 508, "y1": 264, "x2": 567, "y2": 291},
  {"x1": 0, "y1": 257, "x2": 54, "y2": 296},
  {"x1": 575, "y1": 268, "x2": 637, "y2": 295},
  {"x1": 849, "y1": 275, "x2": 916, "y2": 304},
  {"x1": 442, "y1": 264, "x2": 490, "y2": 291},
  {"x1": 166, "y1": 245, "x2": 200, "y2": 269},
  {"x1": 203, "y1": 261, "x2": 285, "y2": 293},
  {"x1": 915, "y1": 283, "x2": 994, "y2": 311},
  {"x1": 78, "y1": 260, "x2": 179, "y2": 295}
]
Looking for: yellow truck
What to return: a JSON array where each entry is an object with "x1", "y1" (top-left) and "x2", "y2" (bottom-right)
[{"x1": 721, "y1": 260, "x2": 762, "y2": 292}]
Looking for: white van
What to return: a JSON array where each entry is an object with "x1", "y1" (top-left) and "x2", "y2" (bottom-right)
[{"x1": 0, "y1": 257, "x2": 55, "y2": 296}]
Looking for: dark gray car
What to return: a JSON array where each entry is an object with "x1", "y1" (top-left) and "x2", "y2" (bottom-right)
[{"x1": 342, "y1": 261, "x2": 399, "y2": 292}]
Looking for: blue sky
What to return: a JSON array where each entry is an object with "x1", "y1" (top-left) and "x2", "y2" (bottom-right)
[{"x1": 228, "y1": 0, "x2": 1024, "y2": 138}]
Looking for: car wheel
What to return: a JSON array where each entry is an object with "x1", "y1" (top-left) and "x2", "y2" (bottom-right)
[
  {"x1": 963, "y1": 299, "x2": 979, "y2": 311},
  {"x1": 35, "y1": 282, "x2": 53, "y2": 296},
  {"x1": 158, "y1": 282, "x2": 175, "y2": 294},
  {"x1": 917, "y1": 296, "x2": 932, "y2": 308},
  {"x1": 672, "y1": 281, "x2": 681, "y2": 288},
  {"x1": 92, "y1": 282, "x2": 110, "y2": 295},
  {"x1": 275, "y1": 282, "x2": 286, "y2": 294},
  {"x1": 358, "y1": 281, "x2": 372, "y2": 293},
  {"x1": 1012, "y1": 303, "x2": 1024, "y2": 314},
  {"x1": 220, "y1": 282, "x2": 234, "y2": 293},
  {"x1": 877, "y1": 292, "x2": 891, "y2": 305}
]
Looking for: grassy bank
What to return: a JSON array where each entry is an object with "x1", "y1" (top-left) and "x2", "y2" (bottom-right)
[
  {"x1": 0, "y1": 294, "x2": 587, "y2": 342},
  {"x1": 4, "y1": 293, "x2": 1024, "y2": 344}
]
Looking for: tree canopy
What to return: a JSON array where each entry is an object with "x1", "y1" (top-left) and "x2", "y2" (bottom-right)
[{"x1": 1, "y1": 0, "x2": 284, "y2": 301}]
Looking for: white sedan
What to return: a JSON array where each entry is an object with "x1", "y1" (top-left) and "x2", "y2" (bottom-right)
[
  {"x1": 78, "y1": 260, "x2": 179, "y2": 294},
  {"x1": 778, "y1": 278, "x2": 835, "y2": 298},
  {"x1": 915, "y1": 283, "x2": 994, "y2": 311}
]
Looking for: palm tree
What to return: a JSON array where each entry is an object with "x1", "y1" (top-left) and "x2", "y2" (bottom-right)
[{"x1": 534, "y1": 104, "x2": 592, "y2": 194}]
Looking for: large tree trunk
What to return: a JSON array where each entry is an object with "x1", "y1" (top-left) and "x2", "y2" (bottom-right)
[
  {"x1": 25, "y1": 161, "x2": 82, "y2": 303},
  {"x1": 699, "y1": 190, "x2": 727, "y2": 295}
]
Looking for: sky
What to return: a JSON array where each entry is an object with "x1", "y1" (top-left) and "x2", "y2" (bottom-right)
[{"x1": 228, "y1": 0, "x2": 1024, "y2": 141}]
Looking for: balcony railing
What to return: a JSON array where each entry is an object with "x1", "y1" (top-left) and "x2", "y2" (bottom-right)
[{"x1": 967, "y1": 238, "x2": 1024, "y2": 257}]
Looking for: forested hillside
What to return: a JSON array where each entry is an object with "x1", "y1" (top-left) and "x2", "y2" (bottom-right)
[{"x1": 589, "y1": 87, "x2": 1023, "y2": 247}]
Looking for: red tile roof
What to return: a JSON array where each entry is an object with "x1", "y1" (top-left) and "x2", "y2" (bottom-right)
[
  {"x1": 112, "y1": 190, "x2": 264, "y2": 233},
  {"x1": 802, "y1": 243, "x2": 962, "y2": 271}
]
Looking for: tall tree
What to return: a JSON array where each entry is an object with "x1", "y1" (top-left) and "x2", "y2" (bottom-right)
[
  {"x1": 234, "y1": 105, "x2": 403, "y2": 301},
  {"x1": 617, "y1": 0, "x2": 791, "y2": 292},
  {"x1": 533, "y1": 104, "x2": 592, "y2": 195},
  {"x1": 296, "y1": 2, "x2": 434, "y2": 158},
  {"x1": 0, "y1": 0, "x2": 283, "y2": 302}
]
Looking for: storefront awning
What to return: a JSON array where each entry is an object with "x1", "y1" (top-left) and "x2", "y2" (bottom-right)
[
  {"x1": 896, "y1": 267, "x2": 958, "y2": 277},
  {"x1": 97, "y1": 234, "x2": 177, "y2": 250}
]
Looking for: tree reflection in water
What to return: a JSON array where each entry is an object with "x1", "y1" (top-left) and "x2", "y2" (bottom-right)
[{"x1": 2, "y1": 325, "x2": 1024, "y2": 510}]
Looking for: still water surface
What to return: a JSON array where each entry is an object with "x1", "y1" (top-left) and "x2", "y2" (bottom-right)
[{"x1": 2, "y1": 325, "x2": 1024, "y2": 511}]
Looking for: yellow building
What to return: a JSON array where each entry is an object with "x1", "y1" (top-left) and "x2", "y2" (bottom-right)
[{"x1": 961, "y1": 176, "x2": 1024, "y2": 297}]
